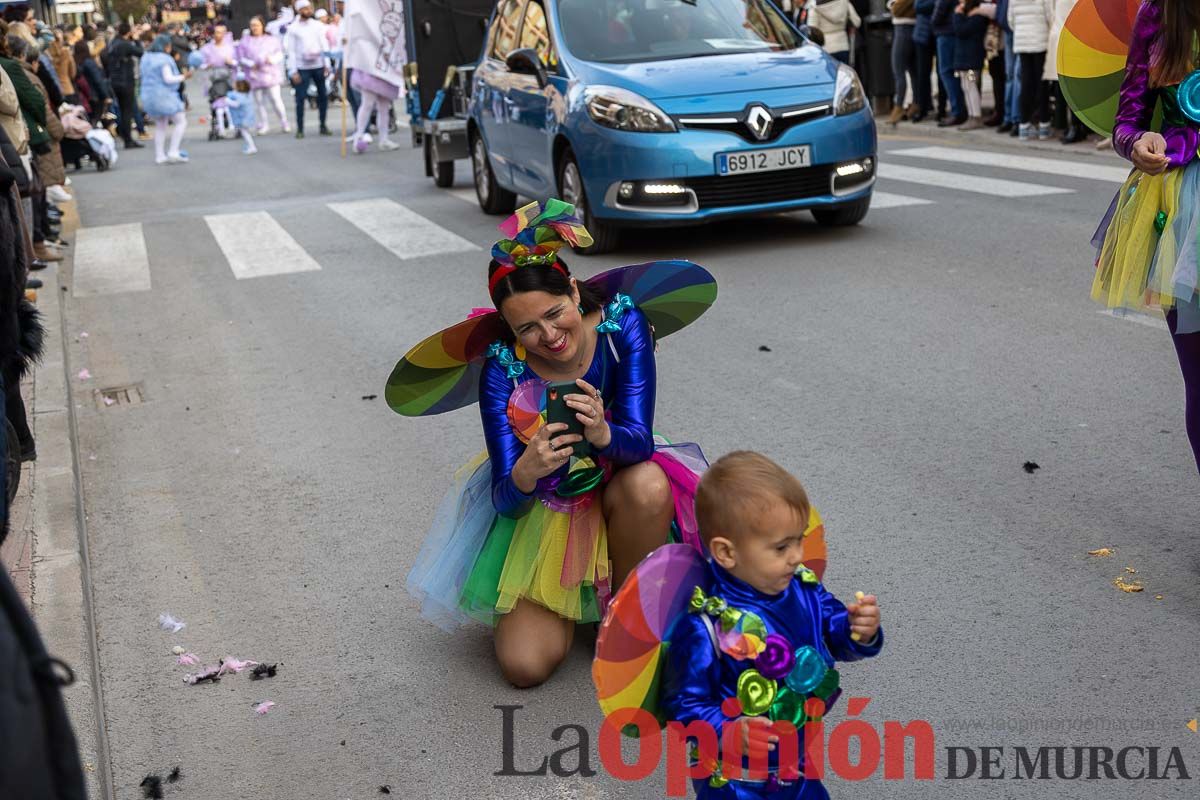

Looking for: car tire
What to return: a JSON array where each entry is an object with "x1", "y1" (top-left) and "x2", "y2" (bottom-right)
[
  {"x1": 471, "y1": 132, "x2": 516, "y2": 215},
  {"x1": 4, "y1": 419, "x2": 20, "y2": 524},
  {"x1": 557, "y1": 149, "x2": 617, "y2": 255},
  {"x1": 811, "y1": 197, "x2": 870, "y2": 227}
]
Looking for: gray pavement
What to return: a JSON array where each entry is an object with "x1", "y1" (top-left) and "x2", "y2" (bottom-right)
[{"x1": 30, "y1": 101, "x2": 1200, "y2": 800}]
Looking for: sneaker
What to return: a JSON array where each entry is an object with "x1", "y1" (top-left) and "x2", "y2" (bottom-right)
[
  {"x1": 242, "y1": 143, "x2": 258, "y2": 155},
  {"x1": 295, "y1": 130, "x2": 305, "y2": 139},
  {"x1": 124, "y1": 139, "x2": 144, "y2": 149},
  {"x1": 167, "y1": 153, "x2": 189, "y2": 163},
  {"x1": 996, "y1": 122, "x2": 1013, "y2": 133},
  {"x1": 156, "y1": 156, "x2": 169, "y2": 165},
  {"x1": 282, "y1": 123, "x2": 292, "y2": 133},
  {"x1": 44, "y1": 236, "x2": 69, "y2": 248},
  {"x1": 46, "y1": 185, "x2": 72, "y2": 203},
  {"x1": 26, "y1": 278, "x2": 43, "y2": 289},
  {"x1": 30, "y1": 258, "x2": 48, "y2": 271},
  {"x1": 1037, "y1": 123, "x2": 1053, "y2": 140},
  {"x1": 353, "y1": 135, "x2": 369, "y2": 154},
  {"x1": 886, "y1": 105, "x2": 905, "y2": 125},
  {"x1": 1018, "y1": 123, "x2": 1032, "y2": 141},
  {"x1": 958, "y1": 117, "x2": 985, "y2": 131},
  {"x1": 256, "y1": 125, "x2": 269, "y2": 135},
  {"x1": 378, "y1": 139, "x2": 400, "y2": 151},
  {"x1": 319, "y1": 125, "x2": 332, "y2": 136}
]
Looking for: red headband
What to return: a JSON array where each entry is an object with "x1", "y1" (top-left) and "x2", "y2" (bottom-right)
[{"x1": 488, "y1": 259, "x2": 569, "y2": 295}]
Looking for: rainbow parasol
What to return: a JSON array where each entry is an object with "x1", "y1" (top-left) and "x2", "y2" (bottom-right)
[
  {"x1": 385, "y1": 260, "x2": 717, "y2": 417},
  {"x1": 1057, "y1": 0, "x2": 1147, "y2": 137},
  {"x1": 592, "y1": 508, "x2": 829, "y2": 731},
  {"x1": 593, "y1": 544, "x2": 707, "y2": 727}
]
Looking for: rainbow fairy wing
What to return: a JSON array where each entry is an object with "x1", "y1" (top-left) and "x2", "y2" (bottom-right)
[
  {"x1": 385, "y1": 313, "x2": 507, "y2": 417},
  {"x1": 593, "y1": 544, "x2": 707, "y2": 728},
  {"x1": 585, "y1": 260, "x2": 718, "y2": 340},
  {"x1": 1058, "y1": 0, "x2": 1146, "y2": 137}
]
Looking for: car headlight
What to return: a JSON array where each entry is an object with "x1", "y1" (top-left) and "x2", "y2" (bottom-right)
[
  {"x1": 833, "y1": 63, "x2": 866, "y2": 116},
  {"x1": 583, "y1": 86, "x2": 676, "y2": 133}
]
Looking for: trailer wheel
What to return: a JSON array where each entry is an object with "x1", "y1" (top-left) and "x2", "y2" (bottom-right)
[{"x1": 424, "y1": 137, "x2": 455, "y2": 187}]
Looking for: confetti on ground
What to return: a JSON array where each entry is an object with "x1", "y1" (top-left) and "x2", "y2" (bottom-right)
[
  {"x1": 218, "y1": 657, "x2": 259, "y2": 675},
  {"x1": 140, "y1": 774, "x2": 163, "y2": 799},
  {"x1": 361, "y1": 394, "x2": 378, "y2": 400},
  {"x1": 1155, "y1": 595, "x2": 1164, "y2": 600},
  {"x1": 1124, "y1": 566, "x2": 1137, "y2": 574},
  {"x1": 167, "y1": 767, "x2": 182, "y2": 783},
  {"x1": 79, "y1": 331, "x2": 89, "y2": 338},
  {"x1": 183, "y1": 665, "x2": 222, "y2": 685},
  {"x1": 250, "y1": 663, "x2": 278, "y2": 680},
  {"x1": 77, "y1": 369, "x2": 91, "y2": 381},
  {"x1": 758, "y1": 345, "x2": 772, "y2": 352},
  {"x1": 176, "y1": 653, "x2": 200, "y2": 666},
  {"x1": 157, "y1": 613, "x2": 186, "y2": 633},
  {"x1": 103, "y1": 396, "x2": 115, "y2": 406},
  {"x1": 1088, "y1": 548, "x2": 1115, "y2": 557},
  {"x1": 171, "y1": 646, "x2": 185, "y2": 655},
  {"x1": 1022, "y1": 461, "x2": 1040, "y2": 474},
  {"x1": 254, "y1": 701, "x2": 275, "y2": 715},
  {"x1": 1113, "y1": 576, "x2": 1144, "y2": 593}
]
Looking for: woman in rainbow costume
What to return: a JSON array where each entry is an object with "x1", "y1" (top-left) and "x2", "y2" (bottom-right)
[
  {"x1": 388, "y1": 200, "x2": 715, "y2": 687},
  {"x1": 1087, "y1": 0, "x2": 1200, "y2": 472}
]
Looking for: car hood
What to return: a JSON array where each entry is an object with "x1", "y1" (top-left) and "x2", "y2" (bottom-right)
[{"x1": 569, "y1": 46, "x2": 836, "y2": 102}]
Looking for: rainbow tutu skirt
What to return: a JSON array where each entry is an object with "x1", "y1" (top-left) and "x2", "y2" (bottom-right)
[
  {"x1": 405, "y1": 439, "x2": 708, "y2": 630},
  {"x1": 1093, "y1": 161, "x2": 1200, "y2": 333}
]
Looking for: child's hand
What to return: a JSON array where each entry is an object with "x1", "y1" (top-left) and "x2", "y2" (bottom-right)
[
  {"x1": 847, "y1": 592, "x2": 880, "y2": 643},
  {"x1": 735, "y1": 716, "x2": 779, "y2": 753}
]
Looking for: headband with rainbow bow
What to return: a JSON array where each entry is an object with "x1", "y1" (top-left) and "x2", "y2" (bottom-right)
[{"x1": 488, "y1": 199, "x2": 594, "y2": 293}]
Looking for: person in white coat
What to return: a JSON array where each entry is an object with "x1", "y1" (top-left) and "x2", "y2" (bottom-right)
[
  {"x1": 808, "y1": 0, "x2": 861, "y2": 64},
  {"x1": 1044, "y1": 0, "x2": 1084, "y2": 143},
  {"x1": 1007, "y1": 0, "x2": 1053, "y2": 140}
]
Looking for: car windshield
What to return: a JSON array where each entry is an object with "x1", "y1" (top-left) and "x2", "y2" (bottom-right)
[{"x1": 556, "y1": 0, "x2": 799, "y2": 64}]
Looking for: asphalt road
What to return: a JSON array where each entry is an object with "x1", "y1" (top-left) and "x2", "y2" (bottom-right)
[{"x1": 59, "y1": 107, "x2": 1200, "y2": 800}]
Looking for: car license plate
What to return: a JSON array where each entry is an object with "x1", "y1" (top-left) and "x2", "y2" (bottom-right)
[{"x1": 717, "y1": 145, "x2": 811, "y2": 176}]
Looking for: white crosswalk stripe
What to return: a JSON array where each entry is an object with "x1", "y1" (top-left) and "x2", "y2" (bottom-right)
[
  {"x1": 877, "y1": 162, "x2": 1074, "y2": 197},
  {"x1": 73, "y1": 223, "x2": 152, "y2": 297},
  {"x1": 328, "y1": 198, "x2": 478, "y2": 259},
  {"x1": 889, "y1": 146, "x2": 1130, "y2": 184},
  {"x1": 205, "y1": 211, "x2": 323, "y2": 280},
  {"x1": 870, "y1": 191, "x2": 934, "y2": 209}
]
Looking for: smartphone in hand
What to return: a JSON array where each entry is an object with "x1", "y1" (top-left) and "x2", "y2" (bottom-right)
[{"x1": 544, "y1": 381, "x2": 590, "y2": 459}]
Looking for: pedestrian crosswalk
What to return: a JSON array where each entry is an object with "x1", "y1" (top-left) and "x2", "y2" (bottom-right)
[
  {"x1": 69, "y1": 143, "x2": 1123, "y2": 297},
  {"x1": 205, "y1": 211, "x2": 323, "y2": 280}
]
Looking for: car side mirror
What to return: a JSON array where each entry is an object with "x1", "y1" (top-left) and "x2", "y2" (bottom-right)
[{"x1": 505, "y1": 48, "x2": 548, "y2": 89}]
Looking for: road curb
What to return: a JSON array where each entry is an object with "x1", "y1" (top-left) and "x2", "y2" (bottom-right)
[{"x1": 32, "y1": 197, "x2": 114, "y2": 800}]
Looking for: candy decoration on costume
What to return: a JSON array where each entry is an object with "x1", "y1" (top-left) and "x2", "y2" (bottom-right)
[
  {"x1": 1155, "y1": 211, "x2": 1169, "y2": 234},
  {"x1": 754, "y1": 633, "x2": 796, "y2": 681},
  {"x1": 784, "y1": 645, "x2": 828, "y2": 694},
  {"x1": 1057, "y1": 0, "x2": 1148, "y2": 136},
  {"x1": 736, "y1": 669, "x2": 778, "y2": 717},
  {"x1": 595, "y1": 294, "x2": 634, "y2": 334},
  {"x1": 1178, "y1": 70, "x2": 1200, "y2": 124},
  {"x1": 593, "y1": 544, "x2": 708, "y2": 725}
]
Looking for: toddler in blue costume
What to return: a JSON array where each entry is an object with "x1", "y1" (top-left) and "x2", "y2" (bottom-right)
[{"x1": 661, "y1": 451, "x2": 883, "y2": 799}]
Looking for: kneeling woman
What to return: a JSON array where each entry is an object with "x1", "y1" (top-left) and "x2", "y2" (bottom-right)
[{"x1": 391, "y1": 201, "x2": 714, "y2": 687}]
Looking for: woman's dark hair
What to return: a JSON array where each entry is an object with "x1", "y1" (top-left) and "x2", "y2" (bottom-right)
[
  {"x1": 72, "y1": 39, "x2": 90, "y2": 67},
  {"x1": 1151, "y1": 0, "x2": 1200, "y2": 87},
  {"x1": 488, "y1": 258, "x2": 607, "y2": 337}
]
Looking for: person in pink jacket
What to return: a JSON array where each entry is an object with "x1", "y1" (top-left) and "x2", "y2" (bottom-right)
[{"x1": 235, "y1": 16, "x2": 289, "y2": 134}]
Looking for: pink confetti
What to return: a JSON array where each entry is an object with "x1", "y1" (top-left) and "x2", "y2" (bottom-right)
[
  {"x1": 254, "y1": 701, "x2": 275, "y2": 715},
  {"x1": 77, "y1": 369, "x2": 91, "y2": 380},
  {"x1": 176, "y1": 653, "x2": 200, "y2": 666},
  {"x1": 103, "y1": 397, "x2": 115, "y2": 406},
  {"x1": 79, "y1": 332, "x2": 89, "y2": 338},
  {"x1": 218, "y1": 657, "x2": 259, "y2": 675}
]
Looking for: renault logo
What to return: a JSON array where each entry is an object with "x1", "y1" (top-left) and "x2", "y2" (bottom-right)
[{"x1": 746, "y1": 105, "x2": 773, "y2": 141}]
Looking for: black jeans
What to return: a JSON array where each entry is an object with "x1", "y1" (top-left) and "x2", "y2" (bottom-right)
[
  {"x1": 915, "y1": 41, "x2": 935, "y2": 115},
  {"x1": 112, "y1": 82, "x2": 136, "y2": 144},
  {"x1": 1018, "y1": 51, "x2": 1049, "y2": 124},
  {"x1": 988, "y1": 52, "x2": 1005, "y2": 116}
]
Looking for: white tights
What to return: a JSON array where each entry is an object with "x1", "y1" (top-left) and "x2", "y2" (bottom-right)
[
  {"x1": 253, "y1": 85, "x2": 287, "y2": 130},
  {"x1": 959, "y1": 70, "x2": 982, "y2": 119},
  {"x1": 153, "y1": 112, "x2": 188, "y2": 161},
  {"x1": 353, "y1": 89, "x2": 391, "y2": 144}
]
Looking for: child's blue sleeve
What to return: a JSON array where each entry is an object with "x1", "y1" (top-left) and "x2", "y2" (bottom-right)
[
  {"x1": 661, "y1": 614, "x2": 727, "y2": 734},
  {"x1": 818, "y1": 584, "x2": 884, "y2": 663}
]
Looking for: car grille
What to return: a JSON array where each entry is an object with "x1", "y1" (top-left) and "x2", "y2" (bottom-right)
[{"x1": 685, "y1": 165, "x2": 835, "y2": 209}]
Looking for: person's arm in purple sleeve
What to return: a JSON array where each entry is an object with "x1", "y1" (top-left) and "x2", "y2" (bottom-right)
[
  {"x1": 479, "y1": 361, "x2": 535, "y2": 517},
  {"x1": 1112, "y1": 1, "x2": 1160, "y2": 163},
  {"x1": 818, "y1": 584, "x2": 883, "y2": 662},
  {"x1": 597, "y1": 308, "x2": 656, "y2": 465}
]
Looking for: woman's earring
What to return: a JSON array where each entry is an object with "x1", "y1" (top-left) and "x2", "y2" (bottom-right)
[
  {"x1": 577, "y1": 304, "x2": 585, "y2": 314},
  {"x1": 514, "y1": 341, "x2": 527, "y2": 361}
]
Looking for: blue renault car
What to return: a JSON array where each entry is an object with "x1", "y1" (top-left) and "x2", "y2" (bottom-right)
[{"x1": 468, "y1": 0, "x2": 876, "y2": 253}]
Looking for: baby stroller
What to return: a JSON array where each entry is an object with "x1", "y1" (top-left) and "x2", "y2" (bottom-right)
[{"x1": 207, "y1": 66, "x2": 235, "y2": 141}]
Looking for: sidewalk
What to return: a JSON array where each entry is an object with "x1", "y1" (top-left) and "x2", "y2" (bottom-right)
[
  {"x1": 1, "y1": 195, "x2": 108, "y2": 799},
  {"x1": 877, "y1": 111, "x2": 1125, "y2": 161}
]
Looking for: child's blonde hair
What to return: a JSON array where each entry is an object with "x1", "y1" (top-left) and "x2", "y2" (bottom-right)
[{"x1": 695, "y1": 451, "x2": 810, "y2": 544}]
